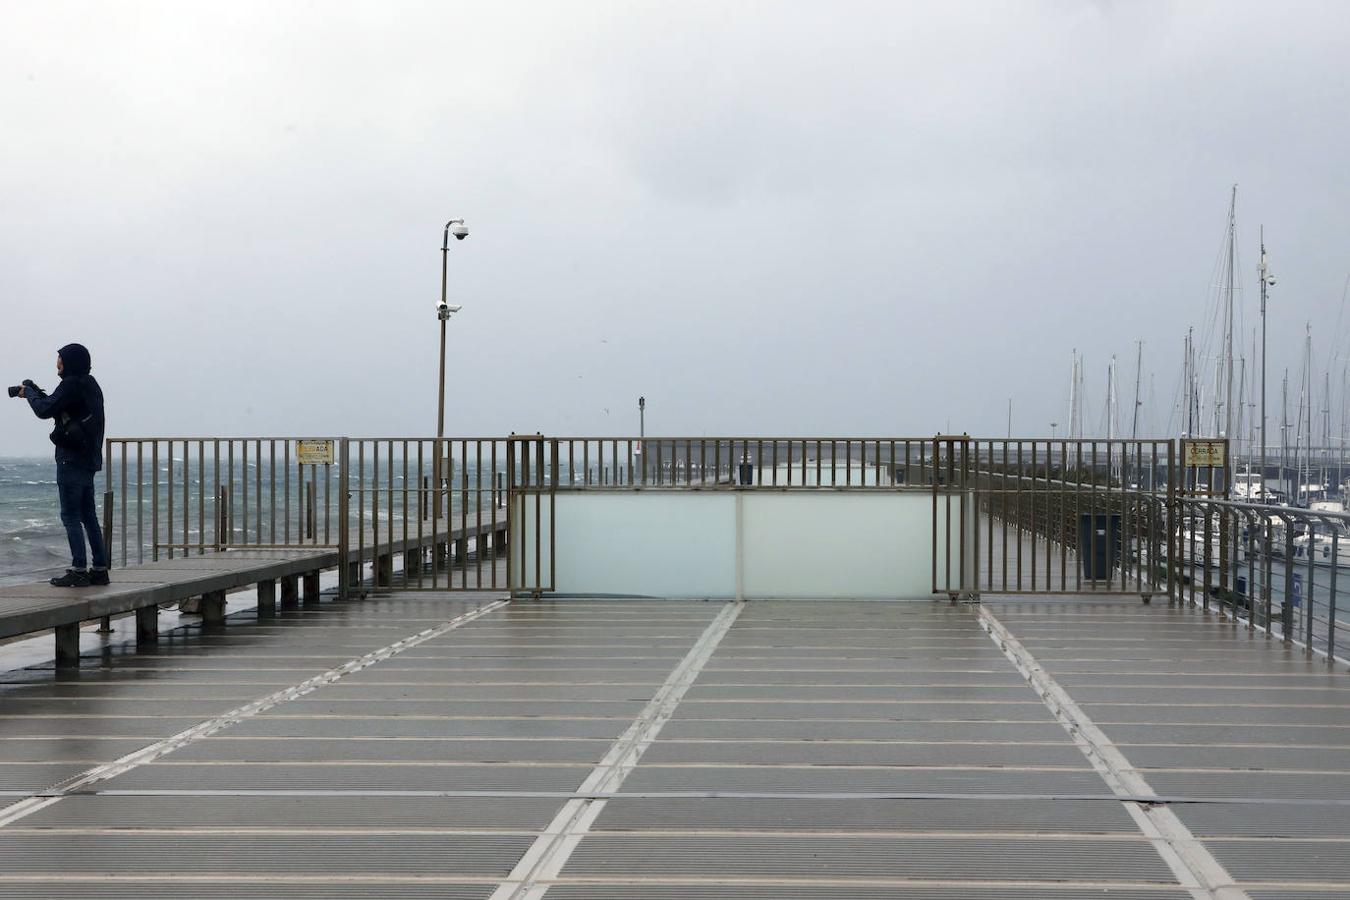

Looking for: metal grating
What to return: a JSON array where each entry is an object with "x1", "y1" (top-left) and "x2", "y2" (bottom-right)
[
  {"x1": 0, "y1": 833, "x2": 534, "y2": 876},
  {"x1": 1176, "y1": 802, "x2": 1350, "y2": 838},
  {"x1": 640, "y1": 740, "x2": 1091, "y2": 768},
  {"x1": 0, "y1": 885, "x2": 494, "y2": 899},
  {"x1": 1205, "y1": 838, "x2": 1350, "y2": 883},
  {"x1": 18, "y1": 794, "x2": 564, "y2": 830},
  {"x1": 620, "y1": 766, "x2": 1110, "y2": 795},
  {"x1": 543, "y1": 888, "x2": 1193, "y2": 900},
  {"x1": 592, "y1": 797, "x2": 1141, "y2": 833},
  {"x1": 561, "y1": 835, "x2": 1180, "y2": 882}
]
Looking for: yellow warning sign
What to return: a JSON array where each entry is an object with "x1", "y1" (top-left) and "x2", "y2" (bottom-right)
[
  {"x1": 296, "y1": 439, "x2": 334, "y2": 466},
  {"x1": 1183, "y1": 440, "x2": 1226, "y2": 468}
]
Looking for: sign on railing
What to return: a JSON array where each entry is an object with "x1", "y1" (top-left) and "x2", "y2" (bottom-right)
[{"x1": 296, "y1": 439, "x2": 334, "y2": 466}]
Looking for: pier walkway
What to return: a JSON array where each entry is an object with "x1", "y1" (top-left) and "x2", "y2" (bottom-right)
[
  {"x1": 1, "y1": 590, "x2": 1348, "y2": 898},
  {"x1": 0, "y1": 517, "x2": 508, "y2": 665}
]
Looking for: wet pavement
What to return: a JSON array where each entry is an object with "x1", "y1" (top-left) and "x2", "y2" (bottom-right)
[{"x1": 0, "y1": 591, "x2": 1348, "y2": 898}]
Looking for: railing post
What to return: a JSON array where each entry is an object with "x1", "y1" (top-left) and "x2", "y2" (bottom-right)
[
  {"x1": 337, "y1": 438, "x2": 350, "y2": 599},
  {"x1": 1328, "y1": 530, "x2": 1339, "y2": 664},
  {"x1": 1283, "y1": 519, "x2": 1296, "y2": 642},
  {"x1": 1166, "y1": 440, "x2": 1178, "y2": 605},
  {"x1": 506, "y1": 438, "x2": 516, "y2": 596},
  {"x1": 215, "y1": 486, "x2": 226, "y2": 551}
]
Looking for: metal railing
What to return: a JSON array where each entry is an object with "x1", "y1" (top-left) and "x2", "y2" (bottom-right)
[
  {"x1": 340, "y1": 437, "x2": 510, "y2": 594},
  {"x1": 950, "y1": 438, "x2": 1180, "y2": 597},
  {"x1": 102, "y1": 437, "x2": 342, "y2": 565},
  {"x1": 543, "y1": 436, "x2": 937, "y2": 488},
  {"x1": 101, "y1": 433, "x2": 1342, "y2": 659},
  {"x1": 101, "y1": 437, "x2": 511, "y2": 594},
  {"x1": 1172, "y1": 496, "x2": 1347, "y2": 661}
]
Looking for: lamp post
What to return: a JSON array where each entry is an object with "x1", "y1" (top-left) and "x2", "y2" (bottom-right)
[
  {"x1": 638, "y1": 396, "x2": 645, "y2": 483},
  {"x1": 435, "y1": 218, "x2": 468, "y2": 520},
  {"x1": 1050, "y1": 422, "x2": 1059, "y2": 441}
]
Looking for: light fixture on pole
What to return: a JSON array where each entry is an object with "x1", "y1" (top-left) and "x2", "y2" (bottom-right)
[{"x1": 435, "y1": 218, "x2": 468, "y2": 521}]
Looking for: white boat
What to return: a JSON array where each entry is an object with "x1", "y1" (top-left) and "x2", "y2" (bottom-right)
[
  {"x1": 1291, "y1": 502, "x2": 1350, "y2": 569},
  {"x1": 1292, "y1": 527, "x2": 1350, "y2": 570},
  {"x1": 1231, "y1": 472, "x2": 1274, "y2": 502}
]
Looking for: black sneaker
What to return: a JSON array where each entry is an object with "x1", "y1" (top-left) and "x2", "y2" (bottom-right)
[
  {"x1": 89, "y1": 569, "x2": 110, "y2": 586},
  {"x1": 50, "y1": 569, "x2": 91, "y2": 588}
]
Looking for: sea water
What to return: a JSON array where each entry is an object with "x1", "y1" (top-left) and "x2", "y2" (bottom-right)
[
  {"x1": 0, "y1": 454, "x2": 518, "y2": 586},
  {"x1": 0, "y1": 457, "x2": 69, "y2": 585}
]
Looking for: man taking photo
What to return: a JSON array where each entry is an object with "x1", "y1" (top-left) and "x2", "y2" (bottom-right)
[{"x1": 15, "y1": 343, "x2": 109, "y2": 587}]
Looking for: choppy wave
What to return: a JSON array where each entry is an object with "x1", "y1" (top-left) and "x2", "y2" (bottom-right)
[{"x1": 1, "y1": 458, "x2": 67, "y2": 578}]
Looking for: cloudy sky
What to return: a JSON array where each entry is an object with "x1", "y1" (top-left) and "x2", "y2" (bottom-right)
[{"x1": 2, "y1": 1, "x2": 1348, "y2": 456}]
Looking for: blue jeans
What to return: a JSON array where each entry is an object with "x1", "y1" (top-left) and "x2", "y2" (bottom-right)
[{"x1": 57, "y1": 463, "x2": 107, "y2": 571}]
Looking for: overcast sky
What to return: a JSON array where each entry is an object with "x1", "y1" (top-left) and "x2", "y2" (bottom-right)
[{"x1": 3, "y1": 1, "x2": 1348, "y2": 457}]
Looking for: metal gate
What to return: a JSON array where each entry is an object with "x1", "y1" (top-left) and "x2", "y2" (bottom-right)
[
  {"x1": 935, "y1": 436, "x2": 1226, "y2": 599},
  {"x1": 336, "y1": 438, "x2": 512, "y2": 595},
  {"x1": 505, "y1": 435, "x2": 556, "y2": 596}
]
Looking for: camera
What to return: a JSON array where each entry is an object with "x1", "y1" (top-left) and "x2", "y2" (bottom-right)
[
  {"x1": 449, "y1": 221, "x2": 468, "y2": 241},
  {"x1": 6, "y1": 386, "x2": 20, "y2": 398},
  {"x1": 7, "y1": 379, "x2": 35, "y2": 398}
]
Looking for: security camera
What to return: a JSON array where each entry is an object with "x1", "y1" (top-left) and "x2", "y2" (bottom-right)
[
  {"x1": 1266, "y1": 276, "x2": 1276, "y2": 286},
  {"x1": 450, "y1": 221, "x2": 469, "y2": 241}
]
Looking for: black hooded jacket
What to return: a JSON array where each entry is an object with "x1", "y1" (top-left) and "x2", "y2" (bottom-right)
[{"x1": 26, "y1": 343, "x2": 106, "y2": 472}]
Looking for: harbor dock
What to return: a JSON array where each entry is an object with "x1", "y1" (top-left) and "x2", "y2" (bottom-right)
[{"x1": 1, "y1": 434, "x2": 1347, "y2": 897}]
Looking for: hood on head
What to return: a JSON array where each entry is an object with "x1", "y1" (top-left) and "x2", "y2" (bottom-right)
[{"x1": 58, "y1": 343, "x2": 92, "y2": 377}]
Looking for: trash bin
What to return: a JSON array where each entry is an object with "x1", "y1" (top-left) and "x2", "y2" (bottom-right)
[
  {"x1": 1078, "y1": 513, "x2": 1121, "y2": 580},
  {"x1": 737, "y1": 462, "x2": 754, "y2": 485}
]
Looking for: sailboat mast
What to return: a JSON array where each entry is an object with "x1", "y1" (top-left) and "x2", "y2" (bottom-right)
[
  {"x1": 1078, "y1": 354, "x2": 1085, "y2": 439},
  {"x1": 1342, "y1": 363, "x2": 1349, "y2": 495},
  {"x1": 1214, "y1": 356, "x2": 1223, "y2": 438},
  {"x1": 1107, "y1": 356, "x2": 1117, "y2": 441},
  {"x1": 1132, "y1": 340, "x2": 1143, "y2": 439},
  {"x1": 1182, "y1": 334, "x2": 1193, "y2": 439},
  {"x1": 1068, "y1": 350, "x2": 1078, "y2": 440},
  {"x1": 1324, "y1": 370, "x2": 1332, "y2": 492},
  {"x1": 1258, "y1": 227, "x2": 1270, "y2": 499},
  {"x1": 1237, "y1": 355, "x2": 1246, "y2": 467},
  {"x1": 1282, "y1": 370, "x2": 1289, "y2": 499},
  {"x1": 1306, "y1": 326, "x2": 1313, "y2": 500},
  {"x1": 1224, "y1": 185, "x2": 1237, "y2": 444},
  {"x1": 1106, "y1": 356, "x2": 1116, "y2": 478}
]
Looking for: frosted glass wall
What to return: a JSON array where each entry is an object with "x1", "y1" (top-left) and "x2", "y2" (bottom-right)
[{"x1": 512, "y1": 489, "x2": 973, "y2": 599}]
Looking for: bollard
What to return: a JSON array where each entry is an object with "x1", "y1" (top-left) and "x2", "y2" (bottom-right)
[
  {"x1": 257, "y1": 579, "x2": 277, "y2": 617},
  {"x1": 201, "y1": 590, "x2": 227, "y2": 627},
  {"x1": 280, "y1": 575, "x2": 299, "y2": 610},
  {"x1": 302, "y1": 571, "x2": 321, "y2": 605},
  {"x1": 134, "y1": 609, "x2": 157, "y2": 644},
  {"x1": 54, "y1": 623, "x2": 81, "y2": 669},
  {"x1": 136, "y1": 606, "x2": 158, "y2": 644}
]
